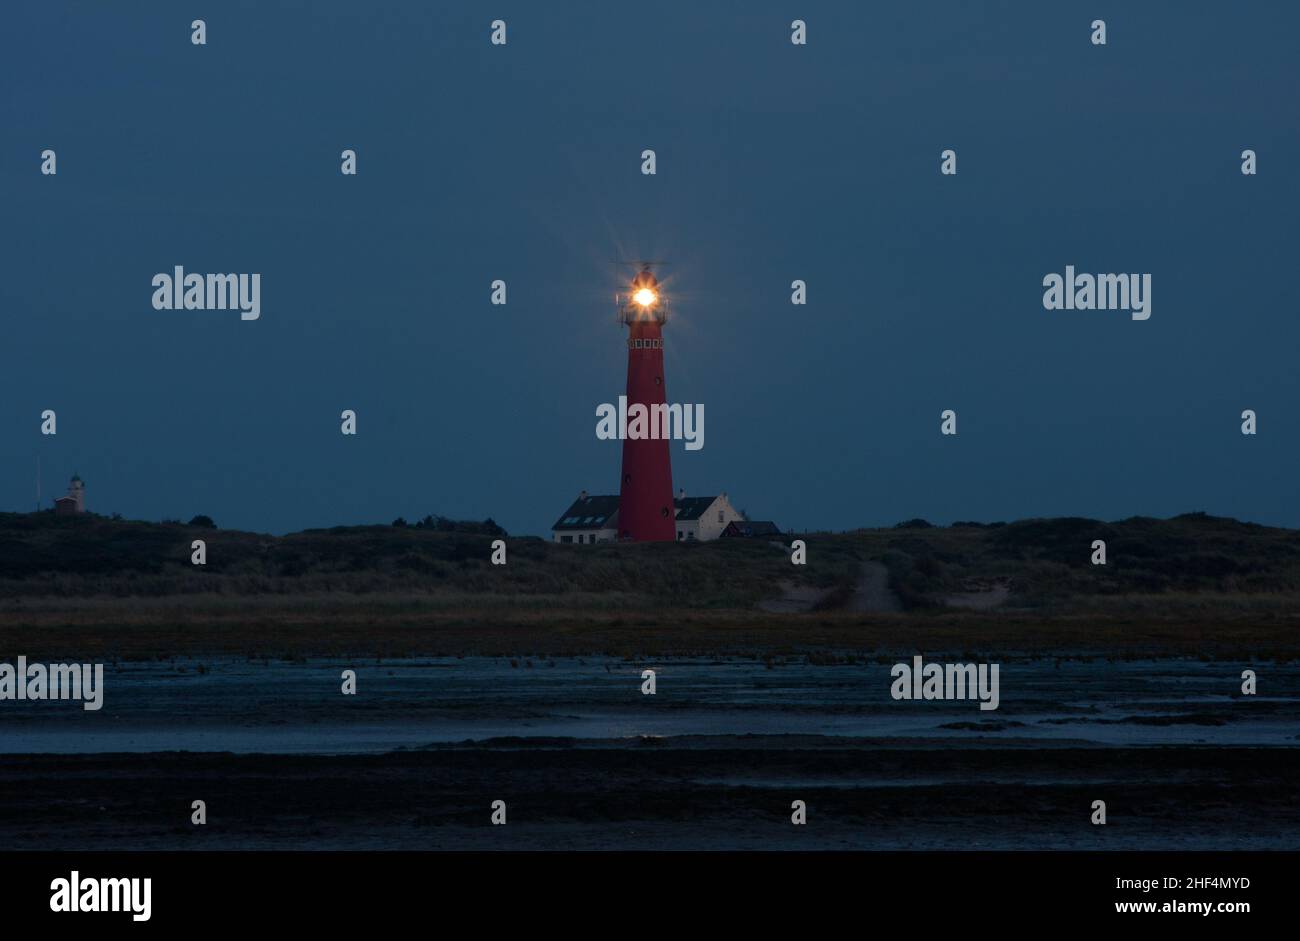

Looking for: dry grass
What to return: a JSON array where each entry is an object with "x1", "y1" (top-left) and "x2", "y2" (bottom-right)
[
  {"x1": 3, "y1": 510, "x2": 1299, "y2": 661},
  {"x1": 4, "y1": 592, "x2": 1298, "y2": 662}
]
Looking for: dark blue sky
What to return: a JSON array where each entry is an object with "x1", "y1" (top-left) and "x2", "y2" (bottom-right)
[{"x1": 3, "y1": 1, "x2": 1297, "y2": 535}]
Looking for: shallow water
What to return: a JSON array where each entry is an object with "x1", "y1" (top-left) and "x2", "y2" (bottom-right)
[{"x1": 1, "y1": 657, "x2": 1296, "y2": 754}]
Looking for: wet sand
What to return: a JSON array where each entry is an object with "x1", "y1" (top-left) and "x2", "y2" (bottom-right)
[
  {"x1": 2, "y1": 739, "x2": 1297, "y2": 850},
  {"x1": 1, "y1": 657, "x2": 1297, "y2": 850}
]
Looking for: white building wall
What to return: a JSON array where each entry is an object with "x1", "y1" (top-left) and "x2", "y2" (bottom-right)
[
  {"x1": 554, "y1": 528, "x2": 617, "y2": 544},
  {"x1": 695, "y1": 493, "x2": 744, "y2": 541}
]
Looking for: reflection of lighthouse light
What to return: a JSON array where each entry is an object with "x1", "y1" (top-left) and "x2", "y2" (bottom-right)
[{"x1": 633, "y1": 288, "x2": 657, "y2": 306}]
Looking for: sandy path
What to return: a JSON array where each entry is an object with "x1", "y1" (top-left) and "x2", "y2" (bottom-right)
[
  {"x1": 759, "y1": 561, "x2": 903, "y2": 613},
  {"x1": 846, "y1": 561, "x2": 904, "y2": 613}
]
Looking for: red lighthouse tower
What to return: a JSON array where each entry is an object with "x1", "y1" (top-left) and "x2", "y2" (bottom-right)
[{"x1": 617, "y1": 266, "x2": 675, "y2": 540}]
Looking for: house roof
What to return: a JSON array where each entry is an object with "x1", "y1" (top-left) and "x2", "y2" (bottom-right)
[
  {"x1": 552, "y1": 494, "x2": 620, "y2": 530},
  {"x1": 723, "y1": 520, "x2": 780, "y2": 536},
  {"x1": 552, "y1": 493, "x2": 738, "y2": 530},
  {"x1": 673, "y1": 496, "x2": 717, "y2": 521}
]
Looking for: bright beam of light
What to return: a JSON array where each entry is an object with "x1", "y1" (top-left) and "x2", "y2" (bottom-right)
[{"x1": 634, "y1": 288, "x2": 657, "y2": 307}]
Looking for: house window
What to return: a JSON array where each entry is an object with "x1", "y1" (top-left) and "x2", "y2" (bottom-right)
[
  {"x1": 718, "y1": 510, "x2": 724, "y2": 523},
  {"x1": 677, "y1": 531, "x2": 683, "y2": 540},
  {"x1": 561, "y1": 535, "x2": 572, "y2": 544},
  {"x1": 687, "y1": 532, "x2": 695, "y2": 540}
]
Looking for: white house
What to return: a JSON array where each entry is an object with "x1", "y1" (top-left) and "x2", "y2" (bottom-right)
[
  {"x1": 551, "y1": 489, "x2": 745, "y2": 543},
  {"x1": 670, "y1": 490, "x2": 744, "y2": 542}
]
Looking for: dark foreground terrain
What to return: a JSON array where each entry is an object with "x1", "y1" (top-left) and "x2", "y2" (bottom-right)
[
  {"x1": 3, "y1": 740, "x2": 1297, "y2": 850},
  {"x1": 2, "y1": 512, "x2": 1298, "y2": 851},
  {"x1": 1, "y1": 655, "x2": 1296, "y2": 850}
]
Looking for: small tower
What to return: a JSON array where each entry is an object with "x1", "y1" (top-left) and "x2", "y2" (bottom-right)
[
  {"x1": 69, "y1": 473, "x2": 85, "y2": 512},
  {"x1": 55, "y1": 473, "x2": 86, "y2": 515}
]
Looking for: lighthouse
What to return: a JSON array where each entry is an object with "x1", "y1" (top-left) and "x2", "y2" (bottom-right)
[
  {"x1": 53, "y1": 473, "x2": 86, "y2": 516},
  {"x1": 616, "y1": 266, "x2": 675, "y2": 540}
]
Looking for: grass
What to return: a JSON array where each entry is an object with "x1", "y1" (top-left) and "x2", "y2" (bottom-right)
[
  {"x1": 2, "y1": 510, "x2": 1298, "y2": 660},
  {"x1": 4, "y1": 592, "x2": 1299, "y2": 663}
]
